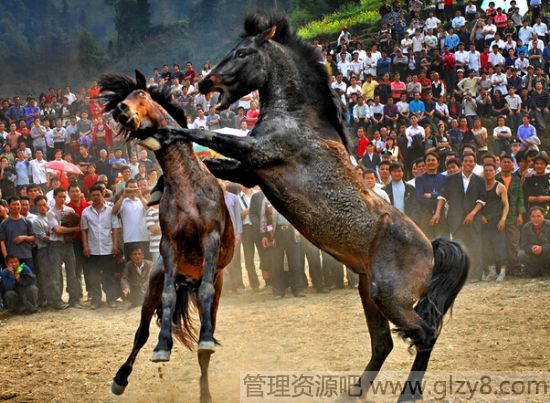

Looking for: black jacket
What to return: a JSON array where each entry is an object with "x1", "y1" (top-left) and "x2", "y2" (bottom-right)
[{"x1": 383, "y1": 181, "x2": 420, "y2": 221}]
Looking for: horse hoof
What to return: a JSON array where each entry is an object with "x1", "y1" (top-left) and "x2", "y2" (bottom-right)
[
  {"x1": 198, "y1": 340, "x2": 216, "y2": 353},
  {"x1": 151, "y1": 350, "x2": 171, "y2": 362},
  {"x1": 111, "y1": 380, "x2": 126, "y2": 395}
]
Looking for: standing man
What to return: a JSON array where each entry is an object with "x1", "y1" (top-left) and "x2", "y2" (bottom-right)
[
  {"x1": 383, "y1": 162, "x2": 420, "y2": 220},
  {"x1": 112, "y1": 179, "x2": 150, "y2": 260},
  {"x1": 81, "y1": 184, "x2": 121, "y2": 309},
  {"x1": 248, "y1": 188, "x2": 271, "y2": 288},
  {"x1": 222, "y1": 182, "x2": 243, "y2": 292},
  {"x1": 496, "y1": 155, "x2": 526, "y2": 273},
  {"x1": 66, "y1": 184, "x2": 90, "y2": 300},
  {"x1": 415, "y1": 152, "x2": 447, "y2": 239},
  {"x1": 432, "y1": 152, "x2": 487, "y2": 281},
  {"x1": 238, "y1": 186, "x2": 260, "y2": 291},
  {"x1": 32, "y1": 195, "x2": 68, "y2": 310},
  {"x1": 0, "y1": 197, "x2": 35, "y2": 269},
  {"x1": 47, "y1": 188, "x2": 81, "y2": 308},
  {"x1": 261, "y1": 200, "x2": 306, "y2": 299},
  {"x1": 523, "y1": 154, "x2": 550, "y2": 217},
  {"x1": 481, "y1": 163, "x2": 509, "y2": 282},
  {"x1": 29, "y1": 149, "x2": 48, "y2": 192}
]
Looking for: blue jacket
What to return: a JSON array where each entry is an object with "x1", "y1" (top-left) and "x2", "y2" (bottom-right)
[{"x1": 0, "y1": 264, "x2": 34, "y2": 293}]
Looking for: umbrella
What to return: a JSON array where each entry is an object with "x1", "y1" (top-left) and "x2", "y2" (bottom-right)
[{"x1": 43, "y1": 160, "x2": 84, "y2": 175}]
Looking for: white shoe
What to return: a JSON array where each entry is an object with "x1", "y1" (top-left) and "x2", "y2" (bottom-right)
[
  {"x1": 485, "y1": 267, "x2": 497, "y2": 281},
  {"x1": 496, "y1": 271, "x2": 506, "y2": 282}
]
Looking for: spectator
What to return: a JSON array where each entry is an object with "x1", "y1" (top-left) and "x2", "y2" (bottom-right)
[
  {"x1": 383, "y1": 161, "x2": 419, "y2": 219},
  {"x1": 145, "y1": 204, "x2": 161, "y2": 263},
  {"x1": 121, "y1": 246, "x2": 153, "y2": 307},
  {"x1": 0, "y1": 196, "x2": 35, "y2": 269},
  {"x1": 518, "y1": 206, "x2": 550, "y2": 277},
  {"x1": 47, "y1": 188, "x2": 81, "y2": 308},
  {"x1": 0, "y1": 255, "x2": 38, "y2": 315},
  {"x1": 481, "y1": 162, "x2": 509, "y2": 282},
  {"x1": 66, "y1": 184, "x2": 90, "y2": 300},
  {"x1": 112, "y1": 179, "x2": 150, "y2": 260},
  {"x1": 523, "y1": 153, "x2": 550, "y2": 217},
  {"x1": 433, "y1": 152, "x2": 486, "y2": 281},
  {"x1": 81, "y1": 184, "x2": 120, "y2": 309}
]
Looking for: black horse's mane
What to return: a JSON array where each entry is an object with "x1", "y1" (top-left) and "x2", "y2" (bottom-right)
[
  {"x1": 98, "y1": 73, "x2": 187, "y2": 139},
  {"x1": 243, "y1": 11, "x2": 351, "y2": 153}
]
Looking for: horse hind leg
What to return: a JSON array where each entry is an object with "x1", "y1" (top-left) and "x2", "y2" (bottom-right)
[
  {"x1": 112, "y1": 259, "x2": 165, "y2": 395},
  {"x1": 151, "y1": 242, "x2": 178, "y2": 362},
  {"x1": 356, "y1": 274, "x2": 394, "y2": 398},
  {"x1": 197, "y1": 230, "x2": 221, "y2": 352}
]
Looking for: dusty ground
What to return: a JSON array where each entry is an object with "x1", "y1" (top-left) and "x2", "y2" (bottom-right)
[{"x1": 1, "y1": 277, "x2": 549, "y2": 402}]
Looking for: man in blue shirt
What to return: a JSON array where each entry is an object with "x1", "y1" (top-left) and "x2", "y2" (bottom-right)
[{"x1": 516, "y1": 115, "x2": 539, "y2": 149}]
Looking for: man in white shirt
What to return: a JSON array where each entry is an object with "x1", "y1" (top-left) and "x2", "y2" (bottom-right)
[
  {"x1": 363, "y1": 169, "x2": 390, "y2": 203},
  {"x1": 528, "y1": 33, "x2": 544, "y2": 51},
  {"x1": 190, "y1": 108, "x2": 208, "y2": 129},
  {"x1": 346, "y1": 76, "x2": 363, "y2": 100},
  {"x1": 405, "y1": 115, "x2": 425, "y2": 148},
  {"x1": 454, "y1": 43, "x2": 469, "y2": 70},
  {"x1": 81, "y1": 184, "x2": 121, "y2": 309},
  {"x1": 518, "y1": 20, "x2": 534, "y2": 44},
  {"x1": 424, "y1": 12, "x2": 441, "y2": 32},
  {"x1": 491, "y1": 65, "x2": 508, "y2": 95},
  {"x1": 29, "y1": 149, "x2": 48, "y2": 187},
  {"x1": 112, "y1": 179, "x2": 151, "y2": 261},
  {"x1": 451, "y1": 10, "x2": 466, "y2": 30},
  {"x1": 532, "y1": 17, "x2": 548, "y2": 38},
  {"x1": 331, "y1": 73, "x2": 348, "y2": 104},
  {"x1": 488, "y1": 46, "x2": 505, "y2": 67},
  {"x1": 362, "y1": 50, "x2": 378, "y2": 77},
  {"x1": 514, "y1": 51, "x2": 530, "y2": 75}
]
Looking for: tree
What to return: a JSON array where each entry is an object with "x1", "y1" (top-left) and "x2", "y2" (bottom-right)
[{"x1": 77, "y1": 30, "x2": 106, "y2": 74}]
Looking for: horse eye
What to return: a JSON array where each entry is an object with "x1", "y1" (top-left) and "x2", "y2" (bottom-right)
[
  {"x1": 237, "y1": 51, "x2": 247, "y2": 59},
  {"x1": 138, "y1": 91, "x2": 145, "y2": 96}
]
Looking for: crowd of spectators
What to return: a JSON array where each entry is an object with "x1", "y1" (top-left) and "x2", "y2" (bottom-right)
[{"x1": 1, "y1": 0, "x2": 550, "y2": 312}]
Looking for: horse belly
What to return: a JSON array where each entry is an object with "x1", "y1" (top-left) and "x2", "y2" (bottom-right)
[{"x1": 177, "y1": 261, "x2": 203, "y2": 281}]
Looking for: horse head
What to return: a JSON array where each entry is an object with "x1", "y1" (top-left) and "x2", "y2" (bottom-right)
[
  {"x1": 199, "y1": 12, "x2": 287, "y2": 110},
  {"x1": 99, "y1": 70, "x2": 186, "y2": 150}
]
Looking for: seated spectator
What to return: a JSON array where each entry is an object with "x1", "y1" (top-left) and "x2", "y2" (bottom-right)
[
  {"x1": 0, "y1": 254, "x2": 38, "y2": 315},
  {"x1": 518, "y1": 206, "x2": 550, "y2": 277},
  {"x1": 120, "y1": 247, "x2": 153, "y2": 307}
]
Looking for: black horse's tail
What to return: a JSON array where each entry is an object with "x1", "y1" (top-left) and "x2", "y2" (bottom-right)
[
  {"x1": 415, "y1": 238, "x2": 469, "y2": 339},
  {"x1": 156, "y1": 284, "x2": 198, "y2": 351}
]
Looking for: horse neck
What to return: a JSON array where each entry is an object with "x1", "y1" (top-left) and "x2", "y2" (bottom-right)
[
  {"x1": 259, "y1": 45, "x2": 307, "y2": 114},
  {"x1": 152, "y1": 108, "x2": 200, "y2": 183}
]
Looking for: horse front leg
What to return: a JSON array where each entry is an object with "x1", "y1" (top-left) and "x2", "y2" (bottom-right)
[
  {"x1": 112, "y1": 258, "x2": 165, "y2": 395},
  {"x1": 157, "y1": 127, "x2": 257, "y2": 162},
  {"x1": 202, "y1": 158, "x2": 259, "y2": 188},
  {"x1": 151, "y1": 241, "x2": 177, "y2": 362}
]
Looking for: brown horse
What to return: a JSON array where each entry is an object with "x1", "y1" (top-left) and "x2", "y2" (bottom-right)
[
  {"x1": 152, "y1": 12, "x2": 469, "y2": 402},
  {"x1": 99, "y1": 71, "x2": 235, "y2": 403}
]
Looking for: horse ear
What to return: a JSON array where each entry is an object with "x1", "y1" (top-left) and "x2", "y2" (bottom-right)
[
  {"x1": 135, "y1": 70, "x2": 147, "y2": 90},
  {"x1": 255, "y1": 25, "x2": 276, "y2": 45}
]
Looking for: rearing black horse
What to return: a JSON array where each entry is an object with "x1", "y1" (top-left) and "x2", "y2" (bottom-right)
[{"x1": 147, "y1": 12, "x2": 469, "y2": 402}]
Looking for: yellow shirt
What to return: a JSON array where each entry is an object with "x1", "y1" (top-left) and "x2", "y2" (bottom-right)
[{"x1": 361, "y1": 80, "x2": 378, "y2": 101}]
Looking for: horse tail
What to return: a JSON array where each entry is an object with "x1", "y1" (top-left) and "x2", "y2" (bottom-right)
[
  {"x1": 156, "y1": 283, "x2": 198, "y2": 351},
  {"x1": 415, "y1": 238, "x2": 469, "y2": 338}
]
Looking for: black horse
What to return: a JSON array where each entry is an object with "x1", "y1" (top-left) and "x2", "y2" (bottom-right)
[
  {"x1": 99, "y1": 71, "x2": 235, "y2": 403},
  {"x1": 145, "y1": 12, "x2": 469, "y2": 402}
]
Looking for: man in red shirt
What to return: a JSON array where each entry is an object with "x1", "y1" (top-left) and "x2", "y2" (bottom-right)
[
  {"x1": 66, "y1": 183, "x2": 90, "y2": 300},
  {"x1": 480, "y1": 46, "x2": 490, "y2": 72},
  {"x1": 442, "y1": 46, "x2": 457, "y2": 93},
  {"x1": 183, "y1": 61, "x2": 196, "y2": 84},
  {"x1": 356, "y1": 127, "x2": 370, "y2": 159},
  {"x1": 82, "y1": 163, "x2": 99, "y2": 197}
]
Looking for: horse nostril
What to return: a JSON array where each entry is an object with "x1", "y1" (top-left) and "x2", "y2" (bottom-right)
[{"x1": 118, "y1": 102, "x2": 129, "y2": 112}]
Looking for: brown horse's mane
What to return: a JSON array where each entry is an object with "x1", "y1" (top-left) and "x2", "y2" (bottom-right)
[
  {"x1": 242, "y1": 11, "x2": 351, "y2": 153},
  {"x1": 98, "y1": 73, "x2": 187, "y2": 139}
]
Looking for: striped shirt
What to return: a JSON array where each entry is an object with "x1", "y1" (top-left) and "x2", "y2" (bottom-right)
[{"x1": 145, "y1": 207, "x2": 160, "y2": 254}]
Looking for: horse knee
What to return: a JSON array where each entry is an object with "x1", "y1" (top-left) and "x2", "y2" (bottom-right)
[{"x1": 199, "y1": 282, "x2": 215, "y2": 302}]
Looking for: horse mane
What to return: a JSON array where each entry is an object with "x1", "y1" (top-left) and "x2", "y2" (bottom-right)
[
  {"x1": 243, "y1": 11, "x2": 351, "y2": 153},
  {"x1": 98, "y1": 73, "x2": 187, "y2": 138}
]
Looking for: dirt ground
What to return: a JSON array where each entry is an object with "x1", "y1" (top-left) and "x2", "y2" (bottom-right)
[{"x1": 1, "y1": 277, "x2": 549, "y2": 403}]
